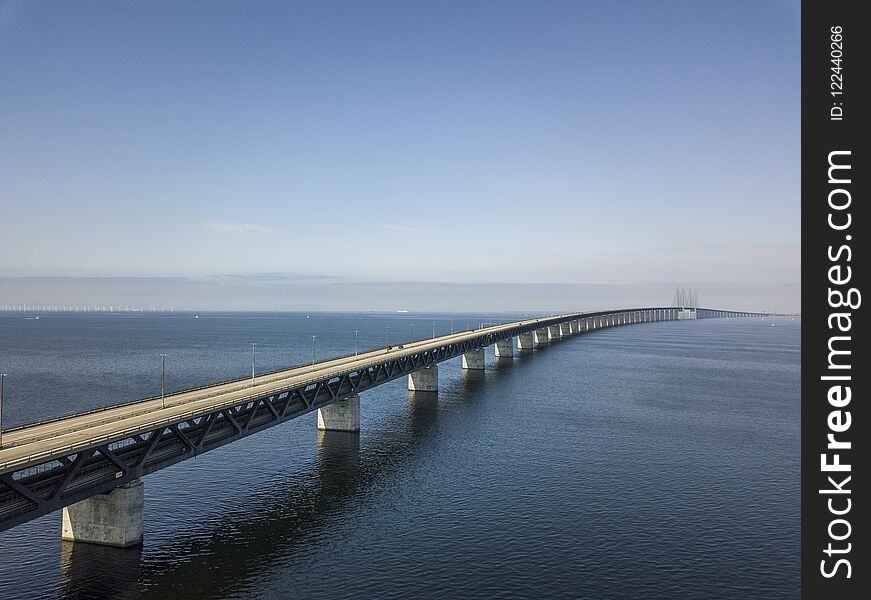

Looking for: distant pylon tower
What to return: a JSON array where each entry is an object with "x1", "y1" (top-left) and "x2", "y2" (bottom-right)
[{"x1": 673, "y1": 285, "x2": 699, "y2": 308}]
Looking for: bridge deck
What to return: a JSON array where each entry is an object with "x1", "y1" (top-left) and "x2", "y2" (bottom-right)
[
  {"x1": 0, "y1": 307, "x2": 762, "y2": 532},
  {"x1": 0, "y1": 316, "x2": 556, "y2": 472}
]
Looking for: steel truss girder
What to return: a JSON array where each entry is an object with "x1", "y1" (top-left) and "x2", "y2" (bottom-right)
[{"x1": 0, "y1": 307, "x2": 762, "y2": 532}]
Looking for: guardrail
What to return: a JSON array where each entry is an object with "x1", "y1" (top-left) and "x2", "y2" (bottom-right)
[
  {"x1": 5, "y1": 316, "x2": 528, "y2": 434},
  {"x1": 2, "y1": 308, "x2": 764, "y2": 474},
  {"x1": 0, "y1": 316, "x2": 564, "y2": 473}
]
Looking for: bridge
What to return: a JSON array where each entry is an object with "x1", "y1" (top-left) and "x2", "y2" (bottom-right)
[{"x1": 0, "y1": 306, "x2": 763, "y2": 546}]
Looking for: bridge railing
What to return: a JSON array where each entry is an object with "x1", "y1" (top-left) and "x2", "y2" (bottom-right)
[{"x1": 1, "y1": 307, "x2": 769, "y2": 471}]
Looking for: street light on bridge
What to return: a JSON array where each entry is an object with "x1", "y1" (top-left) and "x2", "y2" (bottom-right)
[
  {"x1": 251, "y1": 343, "x2": 256, "y2": 384},
  {"x1": 0, "y1": 373, "x2": 6, "y2": 448},
  {"x1": 160, "y1": 354, "x2": 167, "y2": 409},
  {"x1": 385, "y1": 325, "x2": 390, "y2": 346},
  {"x1": 311, "y1": 335, "x2": 317, "y2": 365},
  {"x1": 354, "y1": 330, "x2": 359, "y2": 356}
]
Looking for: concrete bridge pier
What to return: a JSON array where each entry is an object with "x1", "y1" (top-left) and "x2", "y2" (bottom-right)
[
  {"x1": 533, "y1": 328, "x2": 549, "y2": 347},
  {"x1": 517, "y1": 332, "x2": 535, "y2": 351},
  {"x1": 494, "y1": 338, "x2": 514, "y2": 358},
  {"x1": 462, "y1": 348, "x2": 485, "y2": 370},
  {"x1": 559, "y1": 322, "x2": 572, "y2": 337},
  {"x1": 548, "y1": 325, "x2": 561, "y2": 341},
  {"x1": 408, "y1": 365, "x2": 438, "y2": 392},
  {"x1": 61, "y1": 479, "x2": 144, "y2": 548},
  {"x1": 317, "y1": 394, "x2": 361, "y2": 432}
]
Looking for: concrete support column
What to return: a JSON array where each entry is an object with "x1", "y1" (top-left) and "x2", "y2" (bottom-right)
[
  {"x1": 317, "y1": 394, "x2": 360, "y2": 432},
  {"x1": 559, "y1": 322, "x2": 572, "y2": 337},
  {"x1": 461, "y1": 347, "x2": 485, "y2": 370},
  {"x1": 408, "y1": 365, "x2": 438, "y2": 392},
  {"x1": 494, "y1": 338, "x2": 514, "y2": 358},
  {"x1": 517, "y1": 332, "x2": 535, "y2": 351},
  {"x1": 533, "y1": 328, "x2": 549, "y2": 347},
  {"x1": 547, "y1": 324, "x2": 561, "y2": 341},
  {"x1": 62, "y1": 479, "x2": 144, "y2": 547}
]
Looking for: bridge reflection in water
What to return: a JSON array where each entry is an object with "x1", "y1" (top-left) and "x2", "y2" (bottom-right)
[{"x1": 58, "y1": 387, "x2": 446, "y2": 599}]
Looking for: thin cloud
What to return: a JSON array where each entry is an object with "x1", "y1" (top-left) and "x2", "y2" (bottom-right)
[
  {"x1": 203, "y1": 222, "x2": 283, "y2": 235},
  {"x1": 380, "y1": 224, "x2": 439, "y2": 234}
]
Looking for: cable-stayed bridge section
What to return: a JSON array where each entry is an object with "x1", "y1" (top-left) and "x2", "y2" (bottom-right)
[{"x1": 0, "y1": 306, "x2": 763, "y2": 546}]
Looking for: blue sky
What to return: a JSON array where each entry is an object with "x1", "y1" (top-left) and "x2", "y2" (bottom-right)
[{"x1": 0, "y1": 1, "x2": 800, "y2": 311}]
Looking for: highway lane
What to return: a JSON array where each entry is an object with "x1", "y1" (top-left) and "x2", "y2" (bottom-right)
[{"x1": 0, "y1": 315, "x2": 568, "y2": 471}]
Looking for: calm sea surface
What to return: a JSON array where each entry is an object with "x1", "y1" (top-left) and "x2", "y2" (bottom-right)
[{"x1": 0, "y1": 312, "x2": 799, "y2": 599}]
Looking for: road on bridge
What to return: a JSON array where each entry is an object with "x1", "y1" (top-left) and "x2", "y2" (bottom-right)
[{"x1": 0, "y1": 315, "x2": 563, "y2": 472}]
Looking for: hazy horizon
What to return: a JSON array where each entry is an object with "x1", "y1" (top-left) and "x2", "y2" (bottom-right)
[{"x1": 0, "y1": 275, "x2": 798, "y2": 314}]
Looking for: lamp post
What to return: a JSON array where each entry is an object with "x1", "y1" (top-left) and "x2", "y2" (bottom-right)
[
  {"x1": 0, "y1": 373, "x2": 6, "y2": 448},
  {"x1": 410, "y1": 323, "x2": 414, "y2": 341},
  {"x1": 311, "y1": 335, "x2": 317, "y2": 365},
  {"x1": 432, "y1": 321, "x2": 435, "y2": 339},
  {"x1": 160, "y1": 354, "x2": 167, "y2": 409},
  {"x1": 251, "y1": 343, "x2": 256, "y2": 384},
  {"x1": 354, "y1": 330, "x2": 359, "y2": 356},
  {"x1": 385, "y1": 325, "x2": 390, "y2": 346}
]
